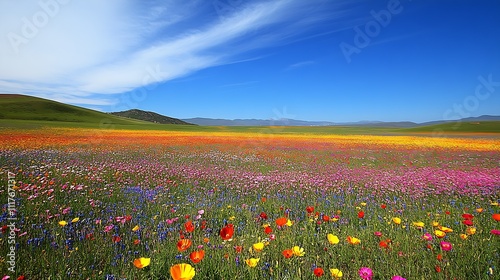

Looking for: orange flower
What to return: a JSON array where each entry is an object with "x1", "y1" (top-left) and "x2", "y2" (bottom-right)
[
  {"x1": 189, "y1": 250, "x2": 205, "y2": 264},
  {"x1": 170, "y1": 263, "x2": 195, "y2": 280},
  {"x1": 322, "y1": 215, "x2": 330, "y2": 222},
  {"x1": 133, "y1": 239, "x2": 141, "y2": 245},
  {"x1": 347, "y1": 236, "x2": 361, "y2": 245},
  {"x1": 177, "y1": 239, "x2": 192, "y2": 252},
  {"x1": 276, "y1": 217, "x2": 288, "y2": 227},
  {"x1": 492, "y1": 213, "x2": 500, "y2": 222},
  {"x1": 133, "y1": 257, "x2": 151, "y2": 269},
  {"x1": 184, "y1": 220, "x2": 195, "y2": 233},
  {"x1": 282, "y1": 249, "x2": 293, "y2": 259},
  {"x1": 220, "y1": 224, "x2": 234, "y2": 240}
]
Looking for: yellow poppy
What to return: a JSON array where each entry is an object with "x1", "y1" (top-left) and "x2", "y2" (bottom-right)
[
  {"x1": 330, "y1": 268, "x2": 343, "y2": 278},
  {"x1": 292, "y1": 246, "x2": 305, "y2": 256},
  {"x1": 252, "y1": 242, "x2": 264, "y2": 252},
  {"x1": 392, "y1": 217, "x2": 401, "y2": 225},
  {"x1": 132, "y1": 225, "x2": 140, "y2": 232},
  {"x1": 58, "y1": 221, "x2": 67, "y2": 226},
  {"x1": 245, "y1": 258, "x2": 260, "y2": 267},
  {"x1": 327, "y1": 234, "x2": 340, "y2": 245}
]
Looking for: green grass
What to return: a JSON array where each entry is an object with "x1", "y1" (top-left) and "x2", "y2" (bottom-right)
[{"x1": 400, "y1": 121, "x2": 500, "y2": 133}]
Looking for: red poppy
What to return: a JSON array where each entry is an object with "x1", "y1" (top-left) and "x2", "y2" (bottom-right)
[
  {"x1": 358, "y1": 211, "x2": 365, "y2": 219},
  {"x1": 220, "y1": 224, "x2": 234, "y2": 240},
  {"x1": 85, "y1": 233, "x2": 94, "y2": 240},
  {"x1": 462, "y1": 220, "x2": 473, "y2": 226},
  {"x1": 306, "y1": 206, "x2": 315, "y2": 214},
  {"x1": 314, "y1": 267, "x2": 324, "y2": 277},
  {"x1": 322, "y1": 215, "x2": 330, "y2": 222},
  {"x1": 437, "y1": 254, "x2": 443, "y2": 261},
  {"x1": 261, "y1": 197, "x2": 267, "y2": 202},
  {"x1": 445, "y1": 211, "x2": 451, "y2": 215},
  {"x1": 17, "y1": 276, "x2": 26, "y2": 280},
  {"x1": 264, "y1": 226, "x2": 273, "y2": 235},
  {"x1": 133, "y1": 239, "x2": 141, "y2": 245},
  {"x1": 189, "y1": 250, "x2": 205, "y2": 264},
  {"x1": 381, "y1": 204, "x2": 387, "y2": 209},
  {"x1": 1, "y1": 225, "x2": 7, "y2": 234},
  {"x1": 493, "y1": 213, "x2": 500, "y2": 222},
  {"x1": 379, "y1": 240, "x2": 389, "y2": 249},
  {"x1": 112, "y1": 235, "x2": 121, "y2": 243},
  {"x1": 259, "y1": 212, "x2": 268, "y2": 220},
  {"x1": 282, "y1": 249, "x2": 293, "y2": 259},
  {"x1": 234, "y1": 245, "x2": 243, "y2": 253},
  {"x1": 462, "y1": 213, "x2": 474, "y2": 220},
  {"x1": 185, "y1": 220, "x2": 195, "y2": 233},
  {"x1": 177, "y1": 239, "x2": 192, "y2": 252},
  {"x1": 201, "y1": 220, "x2": 207, "y2": 230},
  {"x1": 125, "y1": 215, "x2": 132, "y2": 222},
  {"x1": 276, "y1": 217, "x2": 288, "y2": 227},
  {"x1": 435, "y1": 265, "x2": 441, "y2": 273}
]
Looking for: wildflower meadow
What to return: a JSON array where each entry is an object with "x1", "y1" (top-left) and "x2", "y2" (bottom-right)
[{"x1": 1, "y1": 127, "x2": 499, "y2": 279}]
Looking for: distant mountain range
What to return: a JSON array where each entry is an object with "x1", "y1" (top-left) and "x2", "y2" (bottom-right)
[
  {"x1": 181, "y1": 116, "x2": 500, "y2": 127},
  {"x1": 111, "y1": 109, "x2": 193, "y2": 125}
]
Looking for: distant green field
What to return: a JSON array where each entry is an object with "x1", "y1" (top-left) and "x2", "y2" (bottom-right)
[{"x1": 1, "y1": 94, "x2": 499, "y2": 136}]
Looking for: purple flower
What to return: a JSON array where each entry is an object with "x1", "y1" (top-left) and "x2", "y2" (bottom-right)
[{"x1": 359, "y1": 267, "x2": 373, "y2": 280}]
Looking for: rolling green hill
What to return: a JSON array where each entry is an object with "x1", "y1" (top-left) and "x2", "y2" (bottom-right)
[
  {"x1": 0, "y1": 94, "x2": 151, "y2": 125},
  {"x1": 111, "y1": 109, "x2": 193, "y2": 125}
]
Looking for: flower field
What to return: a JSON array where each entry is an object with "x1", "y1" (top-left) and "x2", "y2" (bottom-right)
[{"x1": 1, "y1": 128, "x2": 499, "y2": 279}]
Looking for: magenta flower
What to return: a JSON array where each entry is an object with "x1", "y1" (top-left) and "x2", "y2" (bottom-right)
[
  {"x1": 423, "y1": 233, "x2": 432, "y2": 241},
  {"x1": 374, "y1": 231, "x2": 383, "y2": 237},
  {"x1": 359, "y1": 267, "x2": 373, "y2": 280},
  {"x1": 491, "y1": 229, "x2": 500, "y2": 235},
  {"x1": 440, "y1": 241, "x2": 452, "y2": 251},
  {"x1": 392, "y1": 276, "x2": 406, "y2": 280}
]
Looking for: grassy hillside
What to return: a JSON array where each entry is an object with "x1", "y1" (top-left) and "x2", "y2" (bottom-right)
[
  {"x1": 111, "y1": 109, "x2": 193, "y2": 125},
  {"x1": 0, "y1": 94, "x2": 151, "y2": 125}
]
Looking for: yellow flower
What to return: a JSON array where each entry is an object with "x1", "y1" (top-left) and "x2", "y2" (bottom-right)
[
  {"x1": 330, "y1": 268, "x2": 343, "y2": 278},
  {"x1": 133, "y1": 257, "x2": 151, "y2": 269},
  {"x1": 58, "y1": 220, "x2": 67, "y2": 226},
  {"x1": 132, "y1": 225, "x2": 140, "y2": 232},
  {"x1": 392, "y1": 217, "x2": 401, "y2": 225},
  {"x1": 491, "y1": 202, "x2": 499, "y2": 206},
  {"x1": 412, "y1": 221, "x2": 424, "y2": 228},
  {"x1": 286, "y1": 219, "x2": 293, "y2": 226},
  {"x1": 434, "y1": 229, "x2": 446, "y2": 238},
  {"x1": 245, "y1": 258, "x2": 260, "y2": 267},
  {"x1": 229, "y1": 216, "x2": 236, "y2": 221},
  {"x1": 360, "y1": 202, "x2": 367, "y2": 206},
  {"x1": 170, "y1": 263, "x2": 195, "y2": 280},
  {"x1": 466, "y1": 227, "x2": 477, "y2": 235},
  {"x1": 71, "y1": 217, "x2": 79, "y2": 223},
  {"x1": 347, "y1": 236, "x2": 361, "y2": 245},
  {"x1": 327, "y1": 234, "x2": 340, "y2": 245},
  {"x1": 432, "y1": 221, "x2": 440, "y2": 227},
  {"x1": 252, "y1": 242, "x2": 264, "y2": 252},
  {"x1": 438, "y1": 226, "x2": 453, "y2": 233},
  {"x1": 292, "y1": 246, "x2": 305, "y2": 256},
  {"x1": 459, "y1": 233, "x2": 468, "y2": 240}
]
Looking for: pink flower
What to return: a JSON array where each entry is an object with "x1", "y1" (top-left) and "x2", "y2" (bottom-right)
[
  {"x1": 104, "y1": 224, "x2": 115, "y2": 233},
  {"x1": 374, "y1": 231, "x2": 383, "y2": 237},
  {"x1": 440, "y1": 241, "x2": 452, "y2": 251},
  {"x1": 422, "y1": 233, "x2": 433, "y2": 241},
  {"x1": 359, "y1": 267, "x2": 373, "y2": 280},
  {"x1": 62, "y1": 207, "x2": 71, "y2": 215},
  {"x1": 391, "y1": 276, "x2": 406, "y2": 280},
  {"x1": 491, "y1": 229, "x2": 500, "y2": 235}
]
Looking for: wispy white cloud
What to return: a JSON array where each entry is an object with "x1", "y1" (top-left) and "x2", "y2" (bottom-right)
[
  {"x1": 286, "y1": 60, "x2": 316, "y2": 71},
  {"x1": 0, "y1": 0, "x2": 351, "y2": 107}
]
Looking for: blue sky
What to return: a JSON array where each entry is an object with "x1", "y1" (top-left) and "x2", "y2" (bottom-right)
[{"x1": 1, "y1": 0, "x2": 499, "y2": 123}]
